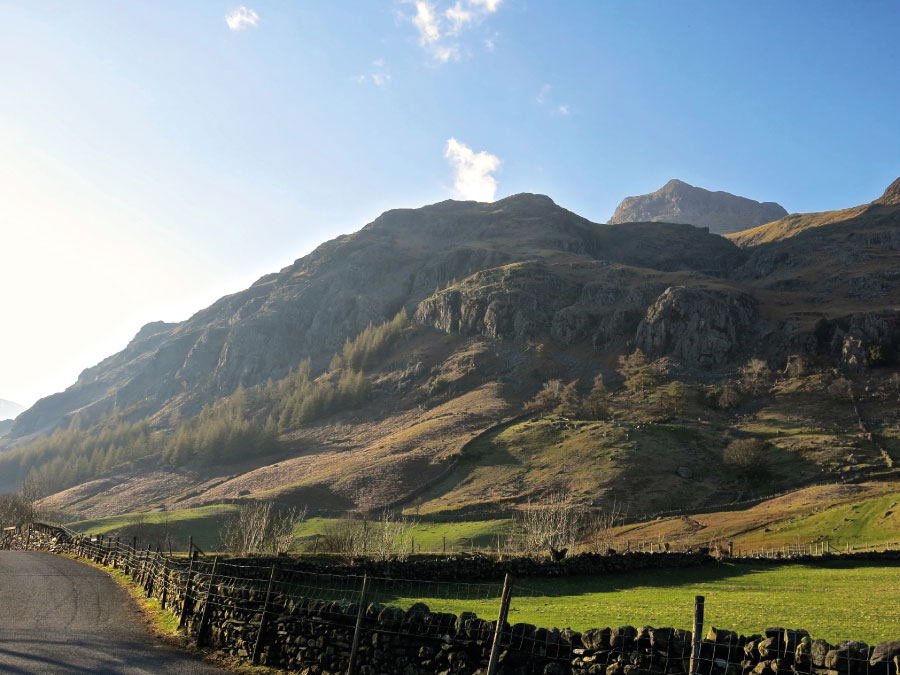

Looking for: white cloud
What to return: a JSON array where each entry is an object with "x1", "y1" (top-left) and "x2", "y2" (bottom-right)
[
  {"x1": 225, "y1": 6, "x2": 260, "y2": 31},
  {"x1": 408, "y1": 0, "x2": 502, "y2": 63},
  {"x1": 354, "y1": 59, "x2": 392, "y2": 86},
  {"x1": 413, "y1": 1, "x2": 441, "y2": 44},
  {"x1": 557, "y1": 104, "x2": 570, "y2": 115},
  {"x1": 445, "y1": 1, "x2": 474, "y2": 34},
  {"x1": 444, "y1": 138, "x2": 501, "y2": 202},
  {"x1": 432, "y1": 44, "x2": 460, "y2": 63},
  {"x1": 470, "y1": 0, "x2": 502, "y2": 11}
]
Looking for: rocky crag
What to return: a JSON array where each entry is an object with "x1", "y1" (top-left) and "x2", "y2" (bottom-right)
[{"x1": 609, "y1": 179, "x2": 788, "y2": 235}]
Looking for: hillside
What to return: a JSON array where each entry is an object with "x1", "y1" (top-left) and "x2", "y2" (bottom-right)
[
  {"x1": 0, "y1": 398, "x2": 24, "y2": 421},
  {"x1": 6, "y1": 179, "x2": 900, "y2": 520},
  {"x1": 608, "y1": 179, "x2": 787, "y2": 234}
]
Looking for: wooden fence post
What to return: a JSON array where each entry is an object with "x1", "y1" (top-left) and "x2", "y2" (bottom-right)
[
  {"x1": 487, "y1": 574, "x2": 514, "y2": 675},
  {"x1": 179, "y1": 553, "x2": 196, "y2": 629},
  {"x1": 346, "y1": 575, "x2": 370, "y2": 675},
  {"x1": 313, "y1": 534, "x2": 319, "y2": 554},
  {"x1": 252, "y1": 564, "x2": 279, "y2": 664},
  {"x1": 160, "y1": 558, "x2": 169, "y2": 610},
  {"x1": 689, "y1": 595, "x2": 705, "y2": 675},
  {"x1": 24, "y1": 525, "x2": 31, "y2": 552},
  {"x1": 196, "y1": 556, "x2": 220, "y2": 647}
]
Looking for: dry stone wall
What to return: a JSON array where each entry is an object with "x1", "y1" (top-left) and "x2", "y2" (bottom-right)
[{"x1": 6, "y1": 524, "x2": 900, "y2": 675}]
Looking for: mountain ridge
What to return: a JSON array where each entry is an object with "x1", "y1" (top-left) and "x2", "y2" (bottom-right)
[
  {"x1": 6, "y1": 178, "x2": 900, "y2": 521},
  {"x1": 608, "y1": 178, "x2": 788, "y2": 234}
]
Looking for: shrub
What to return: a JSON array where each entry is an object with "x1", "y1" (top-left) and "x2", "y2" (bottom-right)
[{"x1": 723, "y1": 438, "x2": 768, "y2": 473}]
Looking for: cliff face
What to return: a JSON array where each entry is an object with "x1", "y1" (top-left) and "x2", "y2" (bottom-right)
[
  {"x1": 609, "y1": 179, "x2": 788, "y2": 235},
  {"x1": 9, "y1": 180, "x2": 900, "y2": 445},
  {"x1": 635, "y1": 287, "x2": 761, "y2": 367}
]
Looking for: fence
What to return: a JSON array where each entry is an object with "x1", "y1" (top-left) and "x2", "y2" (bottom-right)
[{"x1": 3, "y1": 523, "x2": 899, "y2": 675}]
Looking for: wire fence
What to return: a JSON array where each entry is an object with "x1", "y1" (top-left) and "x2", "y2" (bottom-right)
[{"x1": 3, "y1": 522, "x2": 898, "y2": 675}]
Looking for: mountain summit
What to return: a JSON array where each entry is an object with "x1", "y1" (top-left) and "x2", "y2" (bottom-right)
[
  {"x1": 608, "y1": 179, "x2": 788, "y2": 235},
  {"x1": 0, "y1": 399, "x2": 24, "y2": 421}
]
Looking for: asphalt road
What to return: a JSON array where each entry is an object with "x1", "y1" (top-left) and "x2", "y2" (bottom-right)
[{"x1": 0, "y1": 551, "x2": 224, "y2": 674}]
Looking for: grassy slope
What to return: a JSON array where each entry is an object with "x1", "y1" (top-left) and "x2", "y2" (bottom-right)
[
  {"x1": 381, "y1": 561, "x2": 900, "y2": 644},
  {"x1": 726, "y1": 205, "x2": 868, "y2": 247},
  {"x1": 68, "y1": 504, "x2": 238, "y2": 552},
  {"x1": 413, "y1": 371, "x2": 893, "y2": 517},
  {"x1": 613, "y1": 482, "x2": 900, "y2": 551},
  {"x1": 68, "y1": 506, "x2": 512, "y2": 554}
]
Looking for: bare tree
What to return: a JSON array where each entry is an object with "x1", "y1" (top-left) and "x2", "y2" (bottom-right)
[
  {"x1": 221, "y1": 500, "x2": 307, "y2": 555},
  {"x1": 739, "y1": 358, "x2": 773, "y2": 396},
  {"x1": 0, "y1": 494, "x2": 32, "y2": 529},
  {"x1": 20, "y1": 474, "x2": 45, "y2": 524},
  {"x1": 582, "y1": 499, "x2": 627, "y2": 553},
  {"x1": 370, "y1": 509, "x2": 415, "y2": 561},
  {"x1": 723, "y1": 438, "x2": 768, "y2": 473},
  {"x1": 715, "y1": 384, "x2": 742, "y2": 410},
  {"x1": 525, "y1": 379, "x2": 564, "y2": 414},
  {"x1": 321, "y1": 514, "x2": 371, "y2": 558},
  {"x1": 321, "y1": 510, "x2": 415, "y2": 561},
  {"x1": 514, "y1": 491, "x2": 586, "y2": 560}
]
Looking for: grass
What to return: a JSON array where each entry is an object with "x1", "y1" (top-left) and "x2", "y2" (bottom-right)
[
  {"x1": 68, "y1": 504, "x2": 238, "y2": 552},
  {"x1": 612, "y1": 481, "x2": 900, "y2": 552},
  {"x1": 68, "y1": 506, "x2": 512, "y2": 554},
  {"x1": 293, "y1": 517, "x2": 512, "y2": 552},
  {"x1": 377, "y1": 561, "x2": 900, "y2": 645}
]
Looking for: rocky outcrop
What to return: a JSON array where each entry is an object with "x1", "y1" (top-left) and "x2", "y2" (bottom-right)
[
  {"x1": 415, "y1": 262, "x2": 582, "y2": 343},
  {"x1": 874, "y1": 176, "x2": 900, "y2": 206},
  {"x1": 609, "y1": 179, "x2": 787, "y2": 235},
  {"x1": 635, "y1": 286, "x2": 760, "y2": 367}
]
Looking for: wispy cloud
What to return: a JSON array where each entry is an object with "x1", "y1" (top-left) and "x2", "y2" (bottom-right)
[
  {"x1": 225, "y1": 6, "x2": 260, "y2": 32},
  {"x1": 537, "y1": 84, "x2": 571, "y2": 116},
  {"x1": 536, "y1": 83, "x2": 551, "y2": 104},
  {"x1": 445, "y1": 1, "x2": 474, "y2": 34},
  {"x1": 413, "y1": 1, "x2": 441, "y2": 44},
  {"x1": 470, "y1": 0, "x2": 502, "y2": 11},
  {"x1": 354, "y1": 59, "x2": 392, "y2": 86},
  {"x1": 408, "y1": 0, "x2": 503, "y2": 63},
  {"x1": 445, "y1": 138, "x2": 501, "y2": 202}
]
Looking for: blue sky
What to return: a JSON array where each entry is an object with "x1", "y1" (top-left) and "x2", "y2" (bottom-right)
[{"x1": 1, "y1": 1, "x2": 899, "y2": 409}]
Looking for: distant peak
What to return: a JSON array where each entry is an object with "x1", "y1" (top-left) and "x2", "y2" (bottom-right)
[
  {"x1": 608, "y1": 180, "x2": 787, "y2": 234},
  {"x1": 874, "y1": 177, "x2": 900, "y2": 206}
]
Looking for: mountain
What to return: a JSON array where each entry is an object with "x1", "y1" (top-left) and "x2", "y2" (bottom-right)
[
  {"x1": 8, "y1": 194, "x2": 743, "y2": 442},
  {"x1": 0, "y1": 399, "x2": 24, "y2": 421},
  {"x1": 5, "y1": 180, "x2": 900, "y2": 520},
  {"x1": 608, "y1": 179, "x2": 788, "y2": 234},
  {"x1": 0, "y1": 420, "x2": 13, "y2": 438}
]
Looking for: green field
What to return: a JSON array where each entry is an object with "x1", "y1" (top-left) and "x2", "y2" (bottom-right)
[
  {"x1": 68, "y1": 506, "x2": 511, "y2": 554},
  {"x1": 67, "y1": 504, "x2": 238, "y2": 551},
  {"x1": 294, "y1": 517, "x2": 511, "y2": 552},
  {"x1": 375, "y1": 561, "x2": 900, "y2": 644}
]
